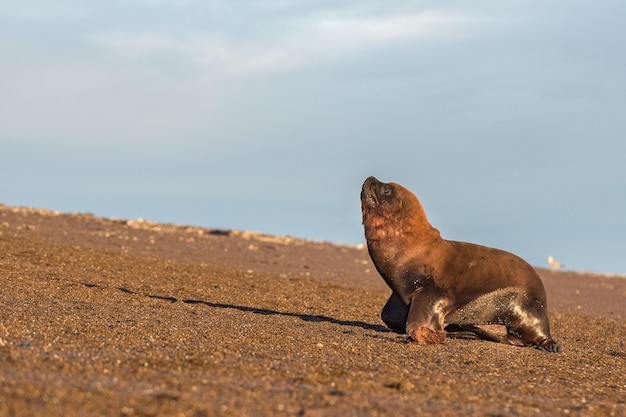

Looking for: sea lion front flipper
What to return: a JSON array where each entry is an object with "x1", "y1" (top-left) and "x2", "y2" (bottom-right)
[
  {"x1": 381, "y1": 292, "x2": 409, "y2": 333},
  {"x1": 405, "y1": 287, "x2": 447, "y2": 344}
]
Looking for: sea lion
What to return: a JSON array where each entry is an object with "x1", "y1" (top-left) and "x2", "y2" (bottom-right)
[{"x1": 361, "y1": 176, "x2": 562, "y2": 353}]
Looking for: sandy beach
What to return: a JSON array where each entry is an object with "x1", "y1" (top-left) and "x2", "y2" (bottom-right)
[{"x1": 0, "y1": 204, "x2": 624, "y2": 416}]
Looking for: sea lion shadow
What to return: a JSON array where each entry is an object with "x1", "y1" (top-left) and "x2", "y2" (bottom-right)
[
  {"x1": 182, "y1": 298, "x2": 509, "y2": 344},
  {"x1": 84, "y1": 283, "x2": 510, "y2": 341},
  {"x1": 83, "y1": 283, "x2": 391, "y2": 334},
  {"x1": 181, "y1": 298, "x2": 393, "y2": 334}
]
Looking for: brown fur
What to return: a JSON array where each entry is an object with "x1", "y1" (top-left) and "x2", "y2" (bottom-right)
[{"x1": 361, "y1": 176, "x2": 561, "y2": 353}]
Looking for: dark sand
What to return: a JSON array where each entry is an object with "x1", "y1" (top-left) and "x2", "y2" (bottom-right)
[{"x1": 0, "y1": 205, "x2": 624, "y2": 416}]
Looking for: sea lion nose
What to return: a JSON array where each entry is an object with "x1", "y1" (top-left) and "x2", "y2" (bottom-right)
[
  {"x1": 361, "y1": 177, "x2": 380, "y2": 206},
  {"x1": 363, "y1": 176, "x2": 379, "y2": 190}
]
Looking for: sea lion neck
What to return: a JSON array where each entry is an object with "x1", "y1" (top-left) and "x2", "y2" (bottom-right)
[
  {"x1": 361, "y1": 179, "x2": 440, "y2": 245},
  {"x1": 362, "y1": 201, "x2": 440, "y2": 251},
  {"x1": 390, "y1": 183, "x2": 441, "y2": 243}
]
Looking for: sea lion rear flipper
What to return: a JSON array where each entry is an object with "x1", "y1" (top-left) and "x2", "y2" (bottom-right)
[
  {"x1": 444, "y1": 324, "x2": 503, "y2": 343},
  {"x1": 537, "y1": 339, "x2": 562, "y2": 353},
  {"x1": 506, "y1": 298, "x2": 563, "y2": 353}
]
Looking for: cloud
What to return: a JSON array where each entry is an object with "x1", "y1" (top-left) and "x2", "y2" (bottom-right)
[
  {"x1": 0, "y1": 1, "x2": 86, "y2": 20},
  {"x1": 87, "y1": 9, "x2": 474, "y2": 76},
  {"x1": 314, "y1": 10, "x2": 470, "y2": 44},
  {"x1": 88, "y1": 31, "x2": 300, "y2": 74}
]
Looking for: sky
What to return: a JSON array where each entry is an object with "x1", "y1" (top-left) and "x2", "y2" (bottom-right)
[{"x1": 2, "y1": 1, "x2": 625, "y2": 274}]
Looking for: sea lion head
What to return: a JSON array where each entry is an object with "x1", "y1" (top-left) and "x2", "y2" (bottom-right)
[
  {"x1": 361, "y1": 176, "x2": 439, "y2": 244},
  {"x1": 361, "y1": 176, "x2": 408, "y2": 222}
]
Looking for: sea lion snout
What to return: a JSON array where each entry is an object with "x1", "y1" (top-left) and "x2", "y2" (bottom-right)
[
  {"x1": 361, "y1": 176, "x2": 380, "y2": 207},
  {"x1": 361, "y1": 176, "x2": 393, "y2": 208}
]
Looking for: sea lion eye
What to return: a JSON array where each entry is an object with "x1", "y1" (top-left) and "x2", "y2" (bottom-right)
[{"x1": 381, "y1": 185, "x2": 392, "y2": 196}]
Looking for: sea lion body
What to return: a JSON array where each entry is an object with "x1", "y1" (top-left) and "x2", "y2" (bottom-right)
[{"x1": 361, "y1": 176, "x2": 561, "y2": 353}]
